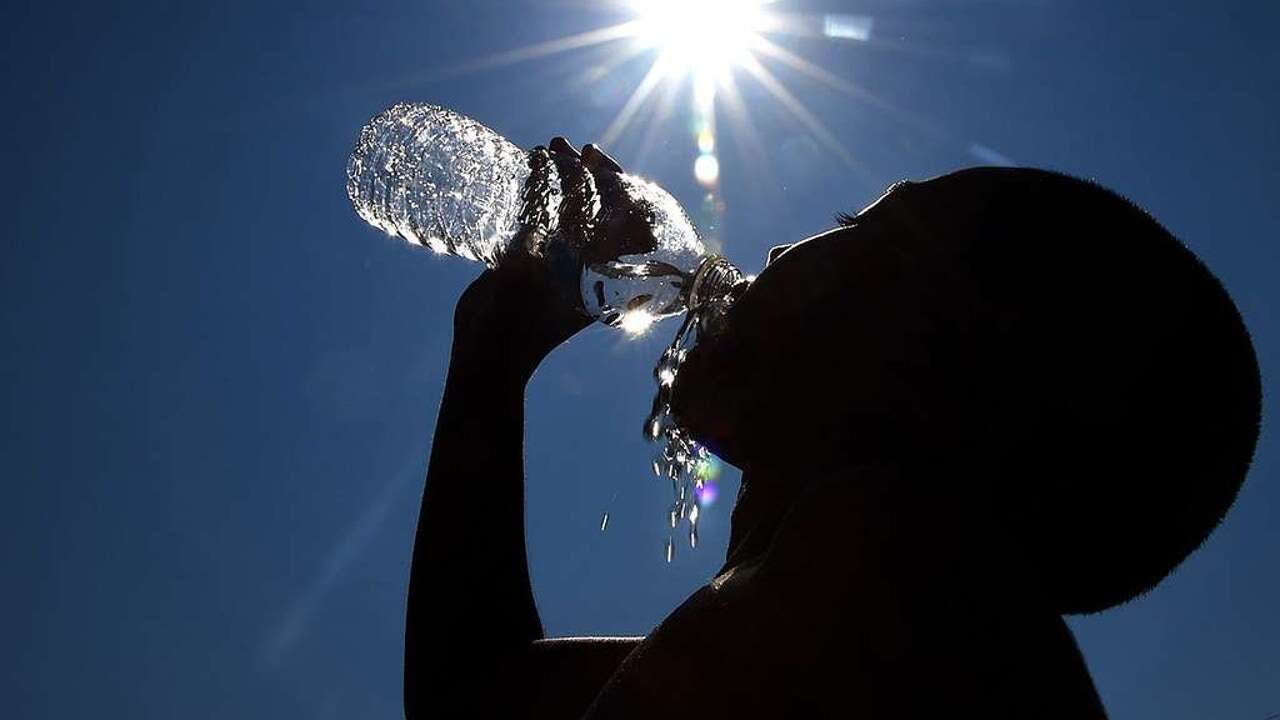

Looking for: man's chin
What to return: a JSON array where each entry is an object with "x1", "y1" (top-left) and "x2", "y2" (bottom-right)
[{"x1": 670, "y1": 405, "x2": 734, "y2": 471}]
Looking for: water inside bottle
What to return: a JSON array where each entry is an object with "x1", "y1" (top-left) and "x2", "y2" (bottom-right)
[
  {"x1": 346, "y1": 103, "x2": 530, "y2": 267},
  {"x1": 579, "y1": 173, "x2": 707, "y2": 332}
]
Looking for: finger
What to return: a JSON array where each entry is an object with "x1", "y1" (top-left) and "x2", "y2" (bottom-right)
[
  {"x1": 548, "y1": 142, "x2": 588, "y2": 197},
  {"x1": 550, "y1": 147, "x2": 598, "y2": 253},
  {"x1": 581, "y1": 144, "x2": 624, "y2": 174},
  {"x1": 579, "y1": 144, "x2": 626, "y2": 209},
  {"x1": 549, "y1": 136, "x2": 580, "y2": 159}
]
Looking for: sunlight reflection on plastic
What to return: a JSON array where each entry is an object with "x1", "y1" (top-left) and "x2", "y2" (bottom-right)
[{"x1": 619, "y1": 309, "x2": 658, "y2": 336}]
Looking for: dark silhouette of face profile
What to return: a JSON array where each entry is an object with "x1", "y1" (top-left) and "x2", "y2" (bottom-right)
[{"x1": 671, "y1": 167, "x2": 1261, "y2": 614}]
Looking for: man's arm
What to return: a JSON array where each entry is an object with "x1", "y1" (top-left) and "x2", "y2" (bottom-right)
[
  {"x1": 403, "y1": 141, "x2": 643, "y2": 718},
  {"x1": 403, "y1": 308, "x2": 542, "y2": 717}
]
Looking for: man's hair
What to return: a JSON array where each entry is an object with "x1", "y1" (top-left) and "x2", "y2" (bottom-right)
[{"x1": 879, "y1": 168, "x2": 1261, "y2": 613}]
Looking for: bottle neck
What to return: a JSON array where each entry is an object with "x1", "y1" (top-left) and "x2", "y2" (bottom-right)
[{"x1": 688, "y1": 255, "x2": 746, "y2": 310}]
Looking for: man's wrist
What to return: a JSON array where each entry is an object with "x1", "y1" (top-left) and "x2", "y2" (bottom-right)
[{"x1": 448, "y1": 326, "x2": 538, "y2": 389}]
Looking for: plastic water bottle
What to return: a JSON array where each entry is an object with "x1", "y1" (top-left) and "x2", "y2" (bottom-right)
[
  {"x1": 347, "y1": 102, "x2": 750, "y2": 557},
  {"x1": 346, "y1": 102, "x2": 739, "y2": 332}
]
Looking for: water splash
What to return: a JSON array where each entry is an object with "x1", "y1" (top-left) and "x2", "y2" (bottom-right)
[{"x1": 643, "y1": 257, "x2": 748, "y2": 560}]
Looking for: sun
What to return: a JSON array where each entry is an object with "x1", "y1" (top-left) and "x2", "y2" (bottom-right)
[
  {"x1": 455, "y1": 0, "x2": 877, "y2": 192},
  {"x1": 628, "y1": 0, "x2": 771, "y2": 81}
]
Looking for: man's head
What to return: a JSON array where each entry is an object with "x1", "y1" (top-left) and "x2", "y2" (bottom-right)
[{"x1": 671, "y1": 167, "x2": 1261, "y2": 613}]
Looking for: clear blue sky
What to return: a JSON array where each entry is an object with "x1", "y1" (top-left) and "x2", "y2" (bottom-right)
[{"x1": 3, "y1": 1, "x2": 1276, "y2": 717}]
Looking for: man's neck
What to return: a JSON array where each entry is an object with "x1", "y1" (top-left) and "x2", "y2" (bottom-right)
[{"x1": 720, "y1": 459, "x2": 1005, "y2": 594}]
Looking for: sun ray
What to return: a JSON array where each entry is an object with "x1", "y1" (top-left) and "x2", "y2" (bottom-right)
[
  {"x1": 750, "y1": 37, "x2": 940, "y2": 138},
  {"x1": 632, "y1": 71, "x2": 686, "y2": 170},
  {"x1": 576, "y1": 39, "x2": 653, "y2": 86},
  {"x1": 715, "y1": 71, "x2": 770, "y2": 185},
  {"x1": 355, "y1": 21, "x2": 646, "y2": 95},
  {"x1": 738, "y1": 54, "x2": 856, "y2": 169},
  {"x1": 454, "y1": 21, "x2": 643, "y2": 74},
  {"x1": 601, "y1": 58, "x2": 676, "y2": 147}
]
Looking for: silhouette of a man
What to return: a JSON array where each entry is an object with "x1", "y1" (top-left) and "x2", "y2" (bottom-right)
[{"x1": 402, "y1": 140, "x2": 1260, "y2": 718}]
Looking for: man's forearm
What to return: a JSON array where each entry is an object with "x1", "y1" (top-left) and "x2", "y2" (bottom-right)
[{"x1": 404, "y1": 340, "x2": 543, "y2": 716}]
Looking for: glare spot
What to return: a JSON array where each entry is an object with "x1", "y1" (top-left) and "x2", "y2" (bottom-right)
[
  {"x1": 620, "y1": 309, "x2": 658, "y2": 336},
  {"x1": 822, "y1": 14, "x2": 873, "y2": 41},
  {"x1": 694, "y1": 154, "x2": 720, "y2": 186},
  {"x1": 425, "y1": 236, "x2": 448, "y2": 254}
]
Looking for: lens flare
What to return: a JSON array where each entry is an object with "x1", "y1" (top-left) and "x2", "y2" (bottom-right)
[
  {"x1": 693, "y1": 154, "x2": 720, "y2": 186},
  {"x1": 697, "y1": 128, "x2": 716, "y2": 154},
  {"x1": 695, "y1": 480, "x2": 720, "y2": 506},
  {"x1": 693, "y1": 456, "x2": 722, "y2": 505}
]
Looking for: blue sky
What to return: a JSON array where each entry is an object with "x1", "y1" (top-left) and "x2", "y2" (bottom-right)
[{"x1": 3, "y1": 1, "x2": 1277, "y2": 717}]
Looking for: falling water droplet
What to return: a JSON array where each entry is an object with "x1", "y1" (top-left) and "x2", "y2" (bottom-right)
[
  {"x1": 638, "y1": 261, "x2": 750, "y2": 560},
  {"x1": 646, "y1": 418, "x2": 662, "y2": 441}
]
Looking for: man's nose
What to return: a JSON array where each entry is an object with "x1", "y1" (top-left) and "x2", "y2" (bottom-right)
[{"x1": 766, "y1": 244, "x2": 793, "y2": 266}]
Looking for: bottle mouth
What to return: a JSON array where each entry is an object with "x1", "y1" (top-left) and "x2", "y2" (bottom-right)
[
  {"x1": 687, "y1": 255, "x2": 751, "y2": 340},
  {"x1": 687, "y1": 255, "x2": 742, "y2": 310}
]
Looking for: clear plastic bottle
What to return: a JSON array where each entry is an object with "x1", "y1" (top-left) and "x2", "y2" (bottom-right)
[
  {"x1": 348, "y1": 102, "x2": 751, "y2": 557},
  {"x1": 346, "y1": 102, "x2": 728, "y2": 331}
]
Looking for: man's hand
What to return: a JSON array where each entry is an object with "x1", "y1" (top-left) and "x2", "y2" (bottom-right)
[
  {"x1": 451, "y1": 138, "x2": 627, "y2": 382},
  {"x1": 408, "y1": 138, "x2": 640, "y2": 720}
]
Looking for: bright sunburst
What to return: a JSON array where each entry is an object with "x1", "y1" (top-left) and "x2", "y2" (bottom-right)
[
  {"x1": 629, "y1": 0, "x2": 771, "y2": 80},
  {"x1": 447, "y1": 1, "x2": 902, "y2": 248}
]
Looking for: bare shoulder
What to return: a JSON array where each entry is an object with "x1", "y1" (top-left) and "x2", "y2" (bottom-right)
[
  {"x1": 580, "y1": 558, "x2": 800, "y2": 718},
  {"x1": 581, "y1": 473, "x2": 875, "y2": 718},
  {"x1": 522, "y1": 636, "x2": 643, "y2": 719},
  {"x1": 583, "y1": 465, "x2": 1107, "y2": 717}
]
